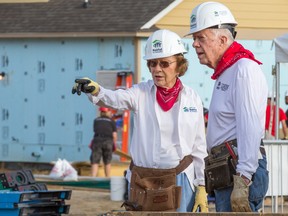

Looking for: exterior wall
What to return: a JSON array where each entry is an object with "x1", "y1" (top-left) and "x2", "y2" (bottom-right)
[
  {"x1": 155, "y1": 0, "x2": 288, "y2": 40},
  {"x1": 0, "y1": 38, "x2": 135, "y2": 162}
]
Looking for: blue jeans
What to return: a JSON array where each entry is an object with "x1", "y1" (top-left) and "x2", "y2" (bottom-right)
[
  {"x1": 176, "y1": 173, "x2": 196, "y2": 212},
  {"x1": 214, "y1": 155, "x2": 269, "y2": 212}
]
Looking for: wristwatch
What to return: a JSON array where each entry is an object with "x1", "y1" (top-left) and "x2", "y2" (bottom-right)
[{"x1": 236, "y1": 173, "x2": 251, "y2": 185}]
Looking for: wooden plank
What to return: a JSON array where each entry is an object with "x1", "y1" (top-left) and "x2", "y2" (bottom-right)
[
  {"x1": 114, "y1": 148, "x2": 132, "y2": 160},
  {"x1": 0, "y1": 0, "x2": 49, "y2": 2}
]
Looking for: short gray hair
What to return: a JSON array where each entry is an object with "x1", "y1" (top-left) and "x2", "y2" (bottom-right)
[{"x1": 211, "y1": 28, "x2": 234, "y2": 45}]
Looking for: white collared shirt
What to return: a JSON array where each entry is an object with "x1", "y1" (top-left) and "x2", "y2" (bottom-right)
[
  {"x1": 206, "y1": 58, "x2": 268, "y2": 179},
  {"x1": 87, "y1": 80, "x2": 207, "y2": 189}
]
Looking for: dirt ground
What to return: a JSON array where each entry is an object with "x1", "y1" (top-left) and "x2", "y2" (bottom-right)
[
  {"x1": 52, "y1": 185, "x2": 214, "y2": 215},
  {"x1": 64, "y1": 188, "x2": 124, "y2": 215},
  {"x1": 2, "y1": 164, "x2": 287, "y2": 215},
  {"x1": 60, "y1": 186, "x2": 288, "y2": 216},
  {"x1": 46, "y1": 185, "x2": 124, "y2": 216}
]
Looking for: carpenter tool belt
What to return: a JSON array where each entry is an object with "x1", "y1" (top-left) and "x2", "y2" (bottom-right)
[
  {"x1": 122, "y1": 155, "x2": 193, "y2": 212},
  {"x1": 204, "y1": 139, "x2": 266, "y2": 194}
]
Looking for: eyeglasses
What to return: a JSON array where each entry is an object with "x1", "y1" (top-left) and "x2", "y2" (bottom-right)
[{"x1": 147, "y1": 60, "x2": 176, "y2": 68}]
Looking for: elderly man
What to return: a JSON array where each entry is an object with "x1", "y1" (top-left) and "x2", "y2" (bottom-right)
[{"x1": 186, "y1": 1, "x2": 269, "y2": 213}]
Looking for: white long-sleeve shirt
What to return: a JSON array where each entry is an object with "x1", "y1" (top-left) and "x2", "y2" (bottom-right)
[
  {"x1": 206, "y1": 58, "x2": 268, "y2": 179},
  {"x1": 87, "y1": 80, "x2": 207, "y2": 188}
]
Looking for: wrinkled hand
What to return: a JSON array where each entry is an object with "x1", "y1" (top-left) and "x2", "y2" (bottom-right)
[
  {"x1": 192, "y1": 185, "x2": 209, "y2": 212},
  {"x1": 72, "y1": 77, "x2": 99, "y2": 95},
  {"x1": 231, "y1": 175, "x2": 252, "y2": 212}
]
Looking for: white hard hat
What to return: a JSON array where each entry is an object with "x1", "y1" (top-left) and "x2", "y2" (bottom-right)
[
  {"x1": 186, "y1": 1, "x2": 238, "y2": 36},
  {"x1": 143, "y1": 29, "x2": 187, "y2": 60},
  {"x1": 268, "y1": 91, "x2": 276, "y2": 98},
  {"x1": 285, "y1": 90, "x2": 288, "y2": 97}
]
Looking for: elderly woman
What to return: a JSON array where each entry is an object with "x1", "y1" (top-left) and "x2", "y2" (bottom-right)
[{"x1": 72, "y1": 29, "x2": 208, "y2": 212}]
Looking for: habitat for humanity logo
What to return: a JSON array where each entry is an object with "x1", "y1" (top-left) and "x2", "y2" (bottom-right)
[
  {"x1": 152, "y1": 39, "x2": 162, "y2": 54},
  {"x1": 183, "y1": 106, "x2": 197, "y2": 112},
  {"x1": 190, "y1": 14, "x2": 196, "y2": 29}
]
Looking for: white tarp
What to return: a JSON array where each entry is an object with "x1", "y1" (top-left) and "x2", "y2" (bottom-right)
[
  {"x1": 266, "y1": 34, "x2": 288, "y2": 199},
  {"x1": 265, "y1": 144, "x2": 288, "y2": 196},
  {"x1": 274, "y1": 33, "x2": 288, "y2": 63}
]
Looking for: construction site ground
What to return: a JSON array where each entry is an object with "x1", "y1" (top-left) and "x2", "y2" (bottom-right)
[
  {"x1": 1, "y1": 160, "x2": 288, "y2": 215},
  {"x1": 62, "y1": 186, "x2": 288, "y2": 215}
]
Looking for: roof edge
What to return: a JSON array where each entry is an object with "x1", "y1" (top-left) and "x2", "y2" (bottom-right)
[
  {"x1": 0, "y1": 32, "x2": 153, "y2": 39},
  {"x1": 140, "y1": 0, "x2": 183, "y2": 30}
]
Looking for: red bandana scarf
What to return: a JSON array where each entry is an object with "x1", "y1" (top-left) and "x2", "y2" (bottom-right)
[
  {"x1": 156, "y1": 78, "x2": 183, "y2": 112},
  {"x1": 211, "y1": 41, "x2": 262, "y2": 80}
]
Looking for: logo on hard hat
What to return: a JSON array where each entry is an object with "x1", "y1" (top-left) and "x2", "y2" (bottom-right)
[
  {"x1": 190, "y1": 14, "x2": 196, "y2": 29},
  {"x1": 152, "y1": 39, "x2": 162, "y2": 53},
  {"x1": 215, "y1": 10, "x2": 228, "y2": 17}
]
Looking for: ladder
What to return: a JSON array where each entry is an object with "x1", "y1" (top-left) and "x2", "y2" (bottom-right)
[
  {"x1": 115, "y1": 71, "x2": 133, "y2": 161},
  {"x1": 115, "y1": 71, "x2": 133, "y2": 90}
]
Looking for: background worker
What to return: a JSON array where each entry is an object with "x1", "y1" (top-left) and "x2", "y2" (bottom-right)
[
  {"x1": 186, "y1": 1, "x2": 269, "y2": 212},
  {"x1": 265, "y1": 91, "x2": 288, "y2": 139},
  {"x1": 90, "y1": 107, "x2": 117, "y2": 177},
  {"x1": 285, "y1": 90, "x2": 288, "y2": 127},
  {"x1": 72, "y1": 29, "x2": 208, "y2": 212},
  {"x1": 203, "y1": 106, "x2": 209, "y2": 129}
]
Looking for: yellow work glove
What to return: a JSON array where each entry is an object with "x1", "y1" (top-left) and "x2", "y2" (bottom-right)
[
  {"x1": 192, "y1": 185, "x2": 209, "y2": 212},
  {"x1": 72, "y1": 77, "x2": 99, "y2": 96},
  {"x1": 230, "y1": 174, "x2": 252, "y2": 212}
]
